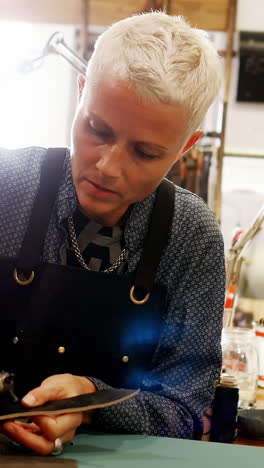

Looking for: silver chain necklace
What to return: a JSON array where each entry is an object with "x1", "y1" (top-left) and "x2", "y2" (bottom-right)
[{"x1": 67, "y1": 215, "x2": 127, "y2": 273}]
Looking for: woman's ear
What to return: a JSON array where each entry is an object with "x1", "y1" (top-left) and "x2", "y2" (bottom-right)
[
  {"x1": 78, "y1": 74, "x2": 86, "y2": 101},
  {"x1": 181, "y1": 130, "x2": 203, "y2": 156}
]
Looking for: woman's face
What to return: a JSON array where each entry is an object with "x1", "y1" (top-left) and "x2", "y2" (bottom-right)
[{"x1": 71, "y1": 76, "x2": 198, "y2": 226}]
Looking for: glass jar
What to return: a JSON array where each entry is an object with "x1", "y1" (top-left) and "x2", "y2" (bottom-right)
[
  {"x1": 256, "y1": 320, "x2": 264, "y2": 388},
  {"x1": 221, "y1": 327, "x2": 258, "y2": 408}
]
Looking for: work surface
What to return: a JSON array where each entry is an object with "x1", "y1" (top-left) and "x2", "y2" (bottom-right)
[{"x1": 58, "y1": 433, "x2": 263, "y2": 468}]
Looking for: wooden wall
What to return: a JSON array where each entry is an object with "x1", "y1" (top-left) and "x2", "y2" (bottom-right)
[{"x1": 0, "y1": 0, "x2": 230, "y2": 31}]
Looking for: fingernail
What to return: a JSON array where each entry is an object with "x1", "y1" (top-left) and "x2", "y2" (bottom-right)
[{"x1": 22, "y1": 394, "x2": 37, "y2": 406}]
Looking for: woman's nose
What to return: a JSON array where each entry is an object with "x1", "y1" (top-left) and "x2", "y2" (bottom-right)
[{"x1": 95, "y1": 144, "x2": 125, "y2": 177}]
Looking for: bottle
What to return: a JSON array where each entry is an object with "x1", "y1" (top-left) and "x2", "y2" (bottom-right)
[
  {"x1": 256, "y1": 318, "x2": 264, "y2": 388},
  {"x1": 210, "y1": 374, "x2": 239, "y2": 443}
]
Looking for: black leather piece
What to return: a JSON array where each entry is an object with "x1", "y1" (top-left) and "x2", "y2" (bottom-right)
[{"x1": 0, "y1": 388, "x2": 139, "y2": 421}]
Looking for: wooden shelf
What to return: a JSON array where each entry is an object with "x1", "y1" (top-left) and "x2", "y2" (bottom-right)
[{"x1": 0, "y1": 0, "x2": 230, "y2": 31}]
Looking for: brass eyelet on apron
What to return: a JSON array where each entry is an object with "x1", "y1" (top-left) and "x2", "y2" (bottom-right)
[
  {"x1": 13, "y1": 268, "x2": 34, "y2": 286},
  {"x1": 129, "y1": 285, "x2": 150, "y2": 305}
]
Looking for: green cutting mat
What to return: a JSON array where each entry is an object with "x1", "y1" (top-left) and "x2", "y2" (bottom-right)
[{"x1": 60, "y1": 433, "x2": 262, "y2": 468}]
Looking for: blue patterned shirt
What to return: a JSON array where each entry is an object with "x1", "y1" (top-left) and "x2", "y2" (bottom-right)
[{"x1": 0, "y1": 146, "x2": 225, "y2": 439}]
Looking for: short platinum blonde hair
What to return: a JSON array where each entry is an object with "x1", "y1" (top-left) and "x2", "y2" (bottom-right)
[{"x1": 86, "y1": 11, "x2": 221, "y2": 137}]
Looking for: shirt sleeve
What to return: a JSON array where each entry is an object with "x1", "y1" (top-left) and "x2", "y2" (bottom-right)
[{"x1": 86, "y1": 197, "x2": 225, "y2": 440}]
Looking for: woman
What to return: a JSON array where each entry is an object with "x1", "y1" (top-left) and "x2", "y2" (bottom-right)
[{"x1": 0, "y1": 11, "x2": 224, "y2": 454}]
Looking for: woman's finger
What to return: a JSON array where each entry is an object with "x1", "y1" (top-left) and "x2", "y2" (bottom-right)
[
  {"x1": 2, "y1": 421, "x2": 54, "y2": 455},
  {"x1": 32, "y1": 411, "x2": 82, "y2": 441},
  {"x1": 12, "y1": 420, "x2": 42, "y2": 434},
  {"x1": 21, "y1": 374, "x2": 96, "y2": 408},
  {"x1": 2, "y1": 420, "x2": 76, "y2": 455}
]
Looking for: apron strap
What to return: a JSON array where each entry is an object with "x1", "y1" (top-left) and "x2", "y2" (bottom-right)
[
  {"x1": 132, "y1": 178, "x2": 175, "y2": 301},
  {"x1": 16, "y1": 146, "x2": 174, "y2": 295},
  {"x1": 16, "y1": 148, "x2": 67, "y2": 274}
]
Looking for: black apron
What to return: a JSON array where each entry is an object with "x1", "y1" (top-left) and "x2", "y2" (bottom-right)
[{"x1": 0, "y1": 149, "x2": 175, "y2": 398}]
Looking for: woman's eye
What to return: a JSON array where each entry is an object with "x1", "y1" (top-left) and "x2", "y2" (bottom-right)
[
  {"x1": 136, "y1": 149, "x2": 156, "y2": 160},
  {"x1": 88, "y1": 121, "x2": 109, "y2": 138},
  {"x1": 90, "y1": 125, "x2": 106, "y2": 137}
]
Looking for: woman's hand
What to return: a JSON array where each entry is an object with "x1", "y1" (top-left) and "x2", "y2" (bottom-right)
[{"x1": 1, "y1": 373, "x2": 96, "y2": 455}]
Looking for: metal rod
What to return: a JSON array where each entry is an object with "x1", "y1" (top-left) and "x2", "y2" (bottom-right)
[
  {"x1": 240, "y1": 41, "x2": 264, "y2": 51},
  {"x1": 224, "y1": 152, "x2": 264, "y2": 159},
  {"x1": 80, "y1": 0, "x2": 89, "y2": 59},
  {"x1": 45, "y1": 32, "x2": 88, "y2": 74},
  {"x1": 215, "y1": 0, "x2": 238, "y2": 223},
  {"x1": 20, "y1": 31, "x2": 88, "y2": 75},
  {"x1": 225, "y1": 205, "x2": 264, "y2": 327},
  {"x1": 163, "y1": 0, "x2": 171, "y2": 13}
]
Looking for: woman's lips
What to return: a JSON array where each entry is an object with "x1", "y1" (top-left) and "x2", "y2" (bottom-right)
[{"x1": 86, "y1": 179, "x2": 118, "y2": 198}]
